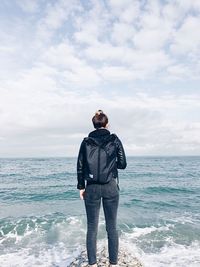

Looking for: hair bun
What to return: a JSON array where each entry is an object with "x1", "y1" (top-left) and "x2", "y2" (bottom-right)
[{"x1": 95, "y1": 109, "x2": 104, "y2": 116}]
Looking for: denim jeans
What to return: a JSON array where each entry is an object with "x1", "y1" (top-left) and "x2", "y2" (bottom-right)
[{"x1": 84, "y1": 178, "x2": 119, "y2": 265}]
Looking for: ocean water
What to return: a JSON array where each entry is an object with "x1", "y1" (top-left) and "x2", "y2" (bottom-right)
[{"x1": 0, "y1": 156, "x2": 200, "y2": 267}]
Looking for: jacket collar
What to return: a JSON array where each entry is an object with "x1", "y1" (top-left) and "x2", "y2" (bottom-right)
[{"x1": 88, "y1": 128, "x2": 110, "y2": 137}]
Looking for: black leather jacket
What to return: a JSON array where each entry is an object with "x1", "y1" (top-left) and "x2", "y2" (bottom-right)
[{"x1": 77, "y1": 128, "x2": 127, "y2": 189}]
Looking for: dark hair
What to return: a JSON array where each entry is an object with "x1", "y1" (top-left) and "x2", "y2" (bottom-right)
[{"x1": 92, "y1": 109, "x2": 108, "y2": 129}]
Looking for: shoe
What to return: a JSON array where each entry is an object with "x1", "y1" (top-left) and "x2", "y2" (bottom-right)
[{"x1": 109, "y1": 265, "x2": 117, "y2": 267}]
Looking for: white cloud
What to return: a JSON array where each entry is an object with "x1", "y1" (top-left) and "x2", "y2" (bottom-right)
[
  {"x1": 170, "y1": 16, "x2": 200, "y2": 55},
  {"x1": 1, "y1": 68, "x2": 200, "y2": 156},
  {"x1": 0, "y1": 46, "x2": 15, "y2": 53},
  {"x1": 42, "y1": 43, "x2": 83, "y2": 68},
  {"x1": 73, "y1": 0, "x2": 109, "y2": 46},
  {"x1": 36, "y1": 0, "x2": 80, "y2": 42},
  {"x1": 111, "y1": 22, "x2": 135, "y2": 45},
  {"x1": 133, "y1": 28, "x2": 170, "y2": 51},
  {"x1": 41, "y1": 42, "x2": 101, "y2": 86},
  {"x1": 167, "y1": 64, "x2": 191, "y2": 80},
  {"x1": 177, "y1": 0, "x2": 200, "y2": 13},
  {"x1": 1, "y1": 0, "x2": 200, "y2": 82},
  {"x1": 99, "y1": 66, "x2": 136, "y2": 81},
  {"x1": 41, "y1": 1, "x2": 71, "y2": 30},
  {"x1": 0, "y1": 0, "x2": 200, "y2": 156},
  {"x1": 119, "y1": 1, "x2": 140, "y2": 23},
  {"x1": 74, "y1": 23, "x2": 99, "y2": 46},
  {"x1": 16, "y1": 0, "x2": 39, "y2": 13},
  {"x1": 109, "y1": 0, "x2": 133, "y2": 9}
]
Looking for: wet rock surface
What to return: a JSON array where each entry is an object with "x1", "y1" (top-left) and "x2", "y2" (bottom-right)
[{"x1": 69, "y1": 247, "x2": 143, "y2": 267}]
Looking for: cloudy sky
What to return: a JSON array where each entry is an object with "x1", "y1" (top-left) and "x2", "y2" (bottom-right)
[{"x1": 0, "y1": 0, "x2": 200, "y2": 157}]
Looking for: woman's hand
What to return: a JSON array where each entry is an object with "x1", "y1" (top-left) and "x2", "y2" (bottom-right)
[{"x1": 79, "y1": 189, "x2": 85, "y2": 200}]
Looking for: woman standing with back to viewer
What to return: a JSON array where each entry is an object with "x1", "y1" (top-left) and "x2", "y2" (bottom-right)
[{"x1": 77, "y1": 110, "x2": 127, "y2": 267}]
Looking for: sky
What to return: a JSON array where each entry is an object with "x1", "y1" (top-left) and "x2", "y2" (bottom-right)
[{"x1": 0, "y1": 0, "x2": 200, "y2": 157}]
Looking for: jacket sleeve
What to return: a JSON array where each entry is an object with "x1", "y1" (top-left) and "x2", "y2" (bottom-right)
[
  {"x1": 115, "y1": 136, "x2": 127, "y2": 169},
  {"x1": 76, "y1": 139, "x2": 86, "y2": 190}
]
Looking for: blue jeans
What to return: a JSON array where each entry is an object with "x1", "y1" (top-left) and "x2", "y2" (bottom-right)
[{"x1": 84, "y1": 178, "x2": 119, "y2": 265}]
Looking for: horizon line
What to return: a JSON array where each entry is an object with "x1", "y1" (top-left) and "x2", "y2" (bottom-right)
[{"x1": 0, "y1": 155, "x2": 200, "y2": 159}]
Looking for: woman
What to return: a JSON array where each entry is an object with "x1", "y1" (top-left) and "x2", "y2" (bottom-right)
[{"x1": 77, "y1": 110, "x2": 127, "y2": 267}]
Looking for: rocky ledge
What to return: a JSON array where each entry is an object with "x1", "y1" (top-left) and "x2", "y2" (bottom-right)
[{"x1": 69, "y1": 247, "x2": 143, "y2": 267}]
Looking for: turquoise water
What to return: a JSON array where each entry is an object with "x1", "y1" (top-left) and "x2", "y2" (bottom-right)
[{"x1": 0, "y1": 156, "x2": 200, "y2": 267}]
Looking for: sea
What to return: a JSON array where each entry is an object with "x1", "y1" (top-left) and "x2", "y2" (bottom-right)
[{"x1": 0, "y1": 156, "x2": 200, "y2": 267}]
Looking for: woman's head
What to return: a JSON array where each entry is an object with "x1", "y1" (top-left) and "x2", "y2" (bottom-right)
[{"x1": 92, "y1": 110, "x2": 108, "y2": 129}]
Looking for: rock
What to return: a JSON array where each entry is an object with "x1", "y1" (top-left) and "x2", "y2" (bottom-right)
[{"x1": 68, "y1": 247, "x2": 143, "y2": 267}]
